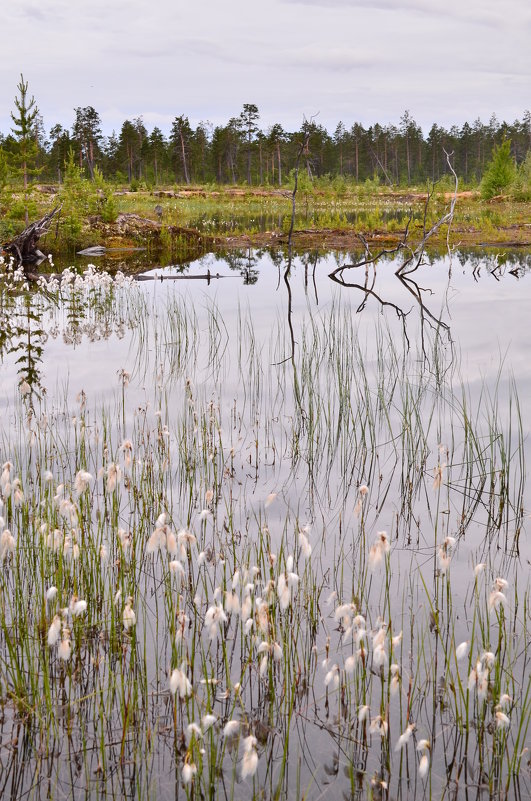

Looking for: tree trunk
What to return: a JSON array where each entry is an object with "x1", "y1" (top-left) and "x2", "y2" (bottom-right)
[
  {"x1": 180, "y1": 133, "x2": 190, "y2": 185},
  {"x1": 23, "y1": 159, "x2": 29, "y2": 226},
  {"x1": 88, "y1": 140, "x2": 95, "y2": 180}
]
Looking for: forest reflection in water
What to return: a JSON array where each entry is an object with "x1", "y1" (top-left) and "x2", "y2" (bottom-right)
[{"x1": 3, "y1": 246, "x2": 530, "y2": 402}]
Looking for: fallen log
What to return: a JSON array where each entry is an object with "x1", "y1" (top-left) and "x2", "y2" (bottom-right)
[
  {"x1": 134, "y1": 270, "x2": 236, "y2": 283},
  {"x1": 2, "y1": 205, "x2": 62, "y2": 268}
]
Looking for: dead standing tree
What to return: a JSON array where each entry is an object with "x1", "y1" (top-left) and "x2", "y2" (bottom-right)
[
  {"x1": 2, "y1": 205, "x2": 62, "y2": 270},
  {"x1": 275, "y1": 127, "x2": 311, "y2": 413},
  {"x1": 329, "y1": 150, "x2": 458, "y2": 283},
  {"x1": 395, "y1": 150, "x2": 458, "y2": 277}
]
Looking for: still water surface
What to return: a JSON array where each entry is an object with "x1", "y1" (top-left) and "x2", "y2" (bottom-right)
[{"x1": 0, "y1": 248, "x2": 529, "y2": 800}]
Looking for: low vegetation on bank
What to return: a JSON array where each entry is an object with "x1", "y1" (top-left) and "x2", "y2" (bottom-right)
[{"x1": 1, "y1": 176, "x2": 531, "y2": 265}]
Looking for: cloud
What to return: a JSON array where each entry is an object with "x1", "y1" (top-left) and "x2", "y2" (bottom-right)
[
  {"x1": 0, "y1": 0, "x2": 528, "y2": 137},
  {"x1": 280, "y1": 0, "x2": 505, "y2": 27},
  {"x1": 287, "y1": 47, "x2": 384, "y2": 72},
  {"x1": 18, "y1": 4, "x2": 48, "y2": 21}
]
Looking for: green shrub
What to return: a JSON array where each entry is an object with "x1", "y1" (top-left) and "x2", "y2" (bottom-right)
[
  {"x1": 91, "y1": 167, "x2": 118, "y2": 223},
  {"x1": 511, "y1": 151, "x2": 531, "y2": 201},
  {"x1": 6, "y1": 196, "x2": 38, "y2": 221},
  {"x1": 57, "y1": 149, "x2": 92, "y2": 246},
  {"x1": 288, "y1": 167, "x2": 313, "y2": 194},
  {"x1": 331, "y1": 174, "x2": 348, "y2": 196},
  {"x1": 480, "y1": 140, "x2": 515, "y2": 199}
]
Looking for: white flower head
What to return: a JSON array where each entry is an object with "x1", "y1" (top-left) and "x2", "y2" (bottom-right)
[
  {"x1": 368, "y1": 532, "x2": 390, "y2": 570},
  {"x1": 455, "y1": 641, "x2": 470, "y2": 661}
]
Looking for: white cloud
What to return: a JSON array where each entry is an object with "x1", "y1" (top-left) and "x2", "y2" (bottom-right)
[{"x1": 0, "y1": 0, "x2": 529, "y2": 137}]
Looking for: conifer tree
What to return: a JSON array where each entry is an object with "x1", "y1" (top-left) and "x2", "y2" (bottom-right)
[{"x1": 10, "y1": 74, "x2": 41, "y2": 225}]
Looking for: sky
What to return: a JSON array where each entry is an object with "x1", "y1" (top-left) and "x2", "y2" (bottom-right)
[{"x1": 1, "y1": 0, "x2": 530, "y2": 139}]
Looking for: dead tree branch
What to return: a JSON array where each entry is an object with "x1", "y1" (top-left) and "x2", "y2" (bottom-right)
[
  {"x1": 395, "y1": 151, "x2": 458, "y2": 276},
  {"x1": 328, "y1": 217, "x2": 412, "y2": 282}
]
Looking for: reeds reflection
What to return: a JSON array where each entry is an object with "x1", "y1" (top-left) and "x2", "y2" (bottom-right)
[{"x1": 0, "y1": 251, "x2": 528, "y2": 800}]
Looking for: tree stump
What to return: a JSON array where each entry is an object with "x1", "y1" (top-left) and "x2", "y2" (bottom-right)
[{"x1": 2, "y1": 205, "x2": 62, "y2": 269}]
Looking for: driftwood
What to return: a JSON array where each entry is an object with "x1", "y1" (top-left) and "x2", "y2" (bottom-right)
[
  {"x1": 2, "y1": 205, "x2": 62, "y2": 268},
  {"x1": 134, "y1": 271, "x2": 227, "y2": 283}
]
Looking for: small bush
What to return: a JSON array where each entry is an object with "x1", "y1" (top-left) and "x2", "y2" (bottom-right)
[
  {"x1": 480, "y1": 140, "x2": 515, "y2": 199},
  {"x1": 511, "y1": 151, "x2": 531, "y2": 201},
  {"x1": 6, "y1": 197, "x2": 38, "y2": 221}
]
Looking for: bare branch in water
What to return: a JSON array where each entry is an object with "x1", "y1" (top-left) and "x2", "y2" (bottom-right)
[{"x1": 396, "y1": 151, "x2": 458, "y2": 276}]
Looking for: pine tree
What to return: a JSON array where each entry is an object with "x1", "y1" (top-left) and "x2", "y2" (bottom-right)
[
  {"x1": 10, "y1": 74, "x2": 41, "y2": 225},
  {"x1": 239, "y1": 104, "x2": 260, "y2": 185},
  {"x1": 72, "y1": 106, "x2": 103, "y2": 180}
]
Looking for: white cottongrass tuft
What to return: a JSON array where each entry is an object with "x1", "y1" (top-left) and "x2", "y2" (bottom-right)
[
  {"x1": 324, "y1": 663, "x2": 340, "y2": 690},
  {"x1": 495, "y1": 710, "x2": 510, "y2": 729},
  {"x1": 373, "y1": 643, "x2": 388, "y2": 668},
  {"x1": 0, "y1": 529, "x2": 15, "y2": 561},
  {"x1": 417, "y1": 739, "x2": 431, "y2": 777},
  {"x1": 169, "y1": 664, "x2": 192, "y2": 699},
  {"x1": 394, "y1": 723, "x2": 415, "y2": 751},
  {"x1": 432, "y1": 463, "x2": 445, "y2": 490},
  {"x1": 488, "y1": 590, "x2": 508, "y2": 611},
  {"x1": 106, "y1": 463, "x2": 121, "y2": 492},
  {"x1": 223, "y1": 720, "x2": 240, "y2": 739},
  {"x1": 71, "y1": 598, "x2": 87, "y2": 617},
  {"x1": 182, "y1": 762, "x2": 197, "y2": 784},
  {"x1": 204, "y1": 602, "x2": 228, "y2": 640},
  {"x1": 123, "y1": 597, "x2": 136, "y2": 630},
  {"x1": 391, "y1": 630, "x2": 403, "y2": 649},
  {"x1": 298, "y1": 527, "x2": 312, "y2": 558},
  {"x1": 419, "y1": 753, "x2": 430, "y2": 778},
  {"x1": 344, "y1": 654, "x2": 357, "y2": 674},
  {"x1": 121, "y1": 439, "x2": 133, "y2": 468},
  {"x1": 202, "y1": 714, "x2": 217, "y2": 732},
  {"x1": 241, "y1": 735, "x2": 258, "y2": 779},
  {"x1": 498, "y1": 693, "x2": 512, "y2": 710},
  {"x1": 276, "y1": 556, "x2": 299, "y2": 611},
  {"x1": 455, "y1": 641, "x2": 470, "y2": 661},
  {"x1": 186, "y1": 722, "x2": 202, "y2": 741},
  {"x1": 390, "y1": 664, "x2": 400, "y2": 696},
  {"x1": 368, "y1": 532, "x2": 389, "y2": 570},
  {"x1": 272, "y1": 642, "x2": 283, "y2": 662},
  {"x1": 74, "y1": 470, "x2": 93, "y2": 496},
  {"x1": 46, "y1": 586, "x2": 58, "y2": 603},
  {"x1": 48, "y1": 615, "x2": 62, "y2": 647},
  {"x1": 58, "y1": 628, "x2": 72, "y2": 660},
  {"x1": 369, "y1": 715, "x2": 388, "y2": 737}
]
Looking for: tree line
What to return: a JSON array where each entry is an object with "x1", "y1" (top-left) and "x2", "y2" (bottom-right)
[{"x1": 1, "y1": 79, "x2": 531, "y2": 189}]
